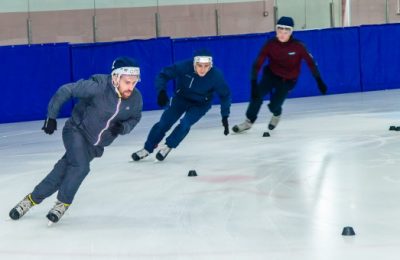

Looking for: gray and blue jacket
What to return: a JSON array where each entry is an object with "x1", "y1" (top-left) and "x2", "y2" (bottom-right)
[
  {"x1": 155, "y1": 60, "x2": 231, "y2": 117},
  {"x1": 47, "y1": 74, "x2": 142, "y2": 147}
]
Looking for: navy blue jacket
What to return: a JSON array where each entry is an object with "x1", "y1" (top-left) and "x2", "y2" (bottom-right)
[{"x1": 155, "y1": 60, "x2": 231, "y2": 117}]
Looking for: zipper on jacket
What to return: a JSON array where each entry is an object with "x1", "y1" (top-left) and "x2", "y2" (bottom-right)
[
  {"x1": 188, "y1": 77, "x2": 194, "y2": 88},
  {"x1": 94, "y1": 90, "x2": 122, "y2": 146}
]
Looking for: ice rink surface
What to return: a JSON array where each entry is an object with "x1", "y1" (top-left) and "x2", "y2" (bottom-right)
[{"x1": 2, "y1": 90, "x2": 400, "y2": 260}]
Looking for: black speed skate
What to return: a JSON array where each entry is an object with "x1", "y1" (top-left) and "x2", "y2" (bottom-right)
[
  {"x1": 268, "y1": 115, "x2": 281, "y2": 130},
  {"x1": 9, "y1": 194, "x2": 36, "y2": 220},
  {"x1": 232, "y1": 119, "x2": 253, "y2": 133},
  {"x1": 156, "y1": 145, "x2": 172, "y2": 161},
  {"x1": 47, "y1": 201, "x2": 70, "y2": 224},
  {"x1": 132, "y1": 148, "x2": 150, "y2": 161}
]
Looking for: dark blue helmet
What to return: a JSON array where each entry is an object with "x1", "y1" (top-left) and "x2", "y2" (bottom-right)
[{"x1": 277, "y1": 16, "x2": 295, "y2": 28}]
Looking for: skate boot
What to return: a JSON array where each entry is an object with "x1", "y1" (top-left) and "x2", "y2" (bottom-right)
[
  {"x1": 232, "y1": 119, "x2": 253, "y2": 133},
  {"x1": 156, "y1": 145, "x2": 172, "y2": 161},
  {"x1": 46, "y1": 200, "x2": 70, "y2": 224},
  {"x1": 268, "y1": 115, "x2": 281, "y2": 130},
  {"x1": 9, "y1": 194, "x2": 37, "y2": 220},
  {"x1": 131, "y1": 148, "x2": 150, "y2": 161}
]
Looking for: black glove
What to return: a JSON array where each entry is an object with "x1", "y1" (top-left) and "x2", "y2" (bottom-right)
[
  {"x1": 222, "y1": 116, "x2": 229, "y2": 136},
  {"x1": 109, "y1": 122, "x2": 124, "y2": 136},
  {"x1": 157, "y1": 90, "x2": 169, "y2": 107},
  {"x1": 251, "y1": 79, "x2": 259, "y2": 99},
  {"x1": 316, "y1": 77, "x2": 327, "y2": 95},
  {"x1": 42, "y1": 118, "x2": 57, "y2": 135}
]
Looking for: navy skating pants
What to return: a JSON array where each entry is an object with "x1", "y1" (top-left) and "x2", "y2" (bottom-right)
[
  {"x1": 31, "y1": 121, "x2": 103, "y2": 204},
  {"x1": 144, "y1": 97, "x2": 211, "y2": 153},
  {"x1": 246, "y1": 67, "x2": 296, "y2": 123}
]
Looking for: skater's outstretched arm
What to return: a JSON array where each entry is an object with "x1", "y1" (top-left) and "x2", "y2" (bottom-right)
[
  {"x1": 299, "y1": 42, "x2": 321, "y2": 79},
  {"x1": 213, "y1": 69, "x2": 231, "y2": 136},
  {"x1": 214, "y1": 70, "x2": 231, "y2": 118},
  {"x1": 251, "y1": 40, "x2": 272, "y2": 80},
  {"x1": 299, "y1": 43, "x2": 328, "y2": 94},
  {"x1": 155, "y1": 63, "x2": 182, "y2": 93},
  {"x1": 250, "y1": 40, "x2": 272, "y2": 99},
  {"x1": 47, "y1": 78, "x2": 100, "y2": 119},
  {"x1": 155, "y1": 62, "x2": 185, "y2": 107},
  {"x1": 42, "y1": 77, "x2": 101, "y2": 135}
]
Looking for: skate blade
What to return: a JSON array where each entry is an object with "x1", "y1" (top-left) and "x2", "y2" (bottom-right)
[
  {"x1": 232, "y1": 128, "x2": 249, "y2": 134},
  {"x1": 155, "y1": 156, "x2": 166, "y2": 162},
  {"x1": 47, "y1": 221, "x2": 55, "y2": 227}
]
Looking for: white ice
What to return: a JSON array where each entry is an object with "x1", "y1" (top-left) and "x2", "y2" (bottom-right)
[{"x1": 2, "y1": 90, "x2": 400, "y2": 260}]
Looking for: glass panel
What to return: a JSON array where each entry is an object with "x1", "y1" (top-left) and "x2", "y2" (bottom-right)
[
  {"x1": 276, "y1": 0, "x2": 307, "y2": 30},
  {"x1": 305, "y1": 0, "x2": 332, "y2": 29},
  {"x1": 276, "y1": 0, "x2": 342, "y2": 29}
]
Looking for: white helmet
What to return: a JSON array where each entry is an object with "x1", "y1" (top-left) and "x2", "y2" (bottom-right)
[{"x1": 111, "y1": 57, "x2": 141, "y2": 83}]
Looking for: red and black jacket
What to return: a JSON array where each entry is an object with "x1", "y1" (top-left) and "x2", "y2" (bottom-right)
[{"x1": 252, "y1": 37, "x2": 321, "y2": 81}]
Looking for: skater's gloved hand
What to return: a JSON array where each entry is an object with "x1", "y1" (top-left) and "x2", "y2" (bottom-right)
[
  {"x1": 157, "y1": 90, "x2": 169, "y2": 107},
  {"x1": 42, "y1": 118, "x2": 57, "y2": 135},
  {"x1": 222, "y1": 116, "x2": 229, "y2": 136},
  {"x1": 316, "y1": 77, "x2": 327, "y2": 95},
  {"x1": 251, "y1": 79, "x2": 260, "y2": 99},
  {"x1": 109, "y1": 121, "x2": 124, "y2": 136}
]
